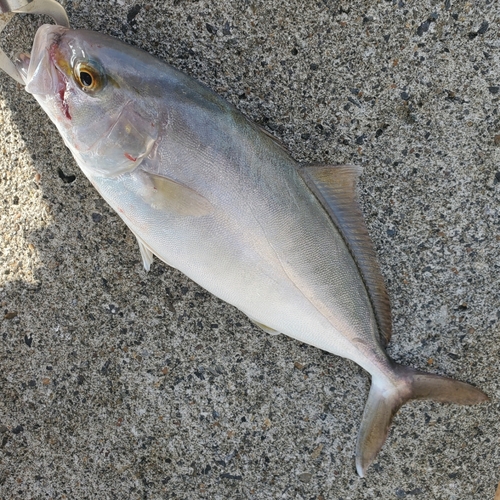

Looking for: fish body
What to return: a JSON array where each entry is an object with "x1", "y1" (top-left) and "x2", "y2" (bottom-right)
[{"x1": 13, "y1": 24, "x2": 488, "y2": 475}]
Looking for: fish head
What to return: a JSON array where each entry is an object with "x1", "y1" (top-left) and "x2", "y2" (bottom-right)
[{"x1": 17, "y1": 24, "x2": 159, "y2": 177}]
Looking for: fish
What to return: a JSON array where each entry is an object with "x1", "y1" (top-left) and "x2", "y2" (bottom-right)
[{"x1": 5, "y1": 21, "x2": 488, "y2": 476}]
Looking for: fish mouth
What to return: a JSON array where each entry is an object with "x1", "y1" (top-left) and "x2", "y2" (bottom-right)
[
  {"x1": 20, "y1": 24, "x2": 72, "y2": 119},
  {"x1": 22, "y1": 24, "x2": 67, "y2": 92}
]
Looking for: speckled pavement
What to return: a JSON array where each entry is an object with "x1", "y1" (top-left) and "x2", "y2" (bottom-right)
[{"x1": 0, "y1": 1, "x2": 499, "y2": 498}]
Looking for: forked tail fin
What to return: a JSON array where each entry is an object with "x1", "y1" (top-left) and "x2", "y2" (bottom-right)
[{"x1": 355, "y1": 364, "x2": 489, "y2": 477}]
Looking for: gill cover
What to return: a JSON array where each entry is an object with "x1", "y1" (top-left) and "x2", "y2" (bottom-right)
[
  {"x1": 89, "y1": 103, "x2": 158, "y2": 176},
  {"x1": 24, "y1": 24, "x2": 159, "y2": 177}
]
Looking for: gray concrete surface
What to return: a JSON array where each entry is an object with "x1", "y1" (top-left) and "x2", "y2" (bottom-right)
[{"x1": 0, "y1": 0, "x2": 499, "y2": 498}]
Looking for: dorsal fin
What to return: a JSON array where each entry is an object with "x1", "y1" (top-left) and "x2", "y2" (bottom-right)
[{"x1": 298, "y1": 164, "x2": 392, "y2": 346}]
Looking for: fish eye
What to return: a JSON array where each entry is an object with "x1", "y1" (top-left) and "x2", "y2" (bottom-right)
[
  {"x1": 74, "y1": 61, "x2": 105, "y2": 93},
  {"x1": 80, "y1": 71, "x2": 93, "y2": 87}
]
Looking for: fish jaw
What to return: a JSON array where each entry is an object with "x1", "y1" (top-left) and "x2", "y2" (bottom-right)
[
  {"x1": 17, "y1": 23, "x2": 75, "y2": 145},
  {"x1": 22, "y1": 24, "x2": 71, "y2": 118},
  {"x1": 24, "y1": 24, "x2": 69, "y2": 95}
]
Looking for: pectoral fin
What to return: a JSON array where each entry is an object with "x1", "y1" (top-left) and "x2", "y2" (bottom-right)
[{"x1": 139, "y1": 170, "x2": 214, "y2": 217}]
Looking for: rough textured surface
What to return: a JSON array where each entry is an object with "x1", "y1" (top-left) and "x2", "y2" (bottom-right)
[{"x1": 0, "y1": 0, "x2": 498, "y2": 498}]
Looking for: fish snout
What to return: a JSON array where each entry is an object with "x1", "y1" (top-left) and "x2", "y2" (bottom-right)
[{"x1": 24, "y1": 23, "x2": 68, "y2": 95}]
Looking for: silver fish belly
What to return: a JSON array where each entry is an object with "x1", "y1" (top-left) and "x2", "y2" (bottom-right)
[{"x1": 6, "y1": 22, "x2": 488, "y2": 476}]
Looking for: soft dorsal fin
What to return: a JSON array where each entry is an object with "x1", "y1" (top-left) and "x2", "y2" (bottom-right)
[{"x1": 298, "y1": 164, "x2": 392, "y2": 346}]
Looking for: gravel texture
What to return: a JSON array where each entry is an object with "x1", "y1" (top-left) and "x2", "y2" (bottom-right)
[{"x1": 0, "y1": 1, "x2": 499, "y2": 498}]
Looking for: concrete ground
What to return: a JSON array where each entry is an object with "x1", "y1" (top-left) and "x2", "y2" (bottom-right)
[{"x1": 0, "y1": 0, "x2": 499, "y2": 498}]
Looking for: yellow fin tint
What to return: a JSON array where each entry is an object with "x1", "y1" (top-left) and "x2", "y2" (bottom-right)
[
  {"x1": 250, "y1": 319, "x2": 281, "y2": 336},
  {"x1": 141, "y1": 170, "x2": 214, "y2": 217}
]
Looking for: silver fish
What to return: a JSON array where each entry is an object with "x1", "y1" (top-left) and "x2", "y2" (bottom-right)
[{"x1": 4, "y1": 20, "x2": 488, "y2": 476}]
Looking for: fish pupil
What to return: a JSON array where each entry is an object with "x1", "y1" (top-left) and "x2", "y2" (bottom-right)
[{"x1": 80, "y1": 71, "x2": 93, "y2": 87}]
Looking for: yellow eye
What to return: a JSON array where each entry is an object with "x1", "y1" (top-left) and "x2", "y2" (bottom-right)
[{"x1": 74, "y1": 61, "x2": 104, "y2": 93}]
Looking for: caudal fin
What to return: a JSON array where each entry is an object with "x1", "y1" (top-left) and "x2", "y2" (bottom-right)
[{"x1": 355, "y1": 364, "x2": 489, "y2": 477}]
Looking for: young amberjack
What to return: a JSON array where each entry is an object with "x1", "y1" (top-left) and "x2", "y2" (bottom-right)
[{"x1": 12, "y1": 24, "x2": 489, "y2": 476}]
